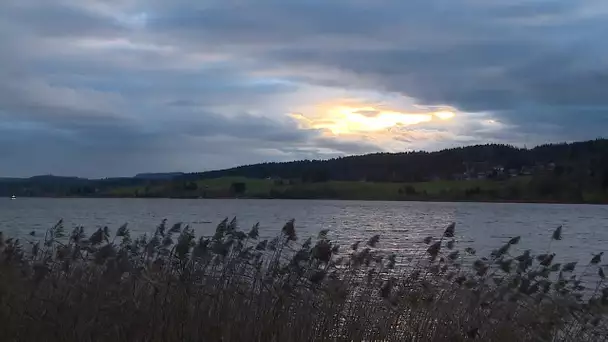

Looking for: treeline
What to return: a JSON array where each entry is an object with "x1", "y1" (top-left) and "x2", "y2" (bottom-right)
[
  {"x1": 188, "y1": 139, "x2": 608, "y2": 186},
  {"x1": 0, "y1": 176, "x2": 150, "y2": 198},
  {"x1": 2, "y1": 139, "x2": 608, "y2": 201}
]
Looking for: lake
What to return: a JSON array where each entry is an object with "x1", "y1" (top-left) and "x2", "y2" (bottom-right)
[{"x1": 1, "y1": 198, "x2": 607, "y2": 267}]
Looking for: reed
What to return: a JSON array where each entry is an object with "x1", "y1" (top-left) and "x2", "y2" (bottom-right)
[{"x1": 0, "y1": 219, "x2": 606, "y2": 341}]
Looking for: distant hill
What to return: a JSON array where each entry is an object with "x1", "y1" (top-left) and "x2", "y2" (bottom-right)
[
  {"x1": 27, "y1": 175, "x2": 88, "y2": 182},
  {"x1": 189, "y1": 139, "x2": 608, "y2": 184},
  {"x1": 0, "y1": 175, "x2": 93, "y2": 197},
  {"x1": 134, "y1": 172, "x2": 185, "y2": 180},
  {"x1": 0, "y1": 177, "x2": 22, "y2": 183}
]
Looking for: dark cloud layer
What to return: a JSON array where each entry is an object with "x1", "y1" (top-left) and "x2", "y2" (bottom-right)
[{"x1": 1, "y1": 0, "x2": 607, "y2": 177}]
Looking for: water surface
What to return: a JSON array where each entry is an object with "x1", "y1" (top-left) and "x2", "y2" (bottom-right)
[{"x1": 1, "y1": 198, "x2": 607, "y2": 267}]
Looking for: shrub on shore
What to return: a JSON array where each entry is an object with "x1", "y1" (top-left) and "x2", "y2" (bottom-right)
[{"x1": 0, "y1": 219, "x2": 606, "y2": 341}]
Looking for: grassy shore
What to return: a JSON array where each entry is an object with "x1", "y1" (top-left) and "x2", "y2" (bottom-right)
[
  {"x1": 101, "y1": 176, "x2": 608, "y2": 204},
  {"x1": 108, "y1": 176, "x2": 529, "y2": 198},
  {"x1": 1, "y1": 218, "x2": 607, "y2": 341}
]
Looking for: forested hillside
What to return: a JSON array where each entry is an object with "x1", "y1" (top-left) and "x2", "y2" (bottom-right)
[
  {"x1": 190, "y1": 139, "x2": 608, "y2": 185},
  {"x1": 2, "y1": 139, "x2": 608, "y2": 202}
]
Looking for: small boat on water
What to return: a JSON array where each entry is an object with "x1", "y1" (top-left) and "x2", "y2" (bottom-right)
[{"x1": 10, "y1": 195, "x2": 16, "y2": 200}]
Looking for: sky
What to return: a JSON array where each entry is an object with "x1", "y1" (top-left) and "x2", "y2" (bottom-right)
[{"x1": 1, "y1": 0, "x2": 608, "y2": 178}]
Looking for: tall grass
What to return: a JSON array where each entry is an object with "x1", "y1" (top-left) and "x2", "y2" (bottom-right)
[{"x1": 0, "y1": 219, "x2": 606, "y2": 341}]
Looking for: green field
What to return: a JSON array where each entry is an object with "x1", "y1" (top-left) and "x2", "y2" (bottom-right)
[{"x1": 104, "y1": 176, "x2": 552, "y2": 202}]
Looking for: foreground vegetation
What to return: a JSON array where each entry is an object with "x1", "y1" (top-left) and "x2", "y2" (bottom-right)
[{"x1": 1, "y1": 219, "x2": 607, "y2": 341}]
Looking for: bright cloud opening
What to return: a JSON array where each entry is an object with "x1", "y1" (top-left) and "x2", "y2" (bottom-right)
[
  {"x1": 434, "y1": 111, "x2": 456, "y2": 120},
  {"x1": 291, "y1": 104, "x2": 456, "y2": 135}
]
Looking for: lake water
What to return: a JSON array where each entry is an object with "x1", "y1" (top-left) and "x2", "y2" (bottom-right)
[{"x1": 1, "y1": 198, "x2": 607, "y2": 268}]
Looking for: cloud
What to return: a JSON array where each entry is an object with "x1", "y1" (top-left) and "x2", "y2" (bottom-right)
[
  {"x1": 1, "y1": 0, "x2": 607, "y2": 176},
  {"x1": 148, "y1": 0, "x2": 608, "y2": 132},
  {"x1": 353, "y1": 110, "x2": 381, "y2": 118}
]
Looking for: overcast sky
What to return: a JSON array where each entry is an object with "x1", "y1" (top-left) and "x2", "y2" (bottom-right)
[{"x1": 2, "y1": 0, "x2": 608, "y2": 177}]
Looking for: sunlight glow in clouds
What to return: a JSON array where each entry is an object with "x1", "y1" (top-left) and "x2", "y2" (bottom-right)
[
  {"x1": 434, "y1": 111, "x2": 456, "y2": 120},
  {"x1": 291, "y1": 104, "x2": 456, "y2": 135}
]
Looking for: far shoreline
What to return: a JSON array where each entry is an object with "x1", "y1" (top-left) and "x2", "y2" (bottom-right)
[{"x1": 7, "y1": 195, "x2": 608, "y2": 206}]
